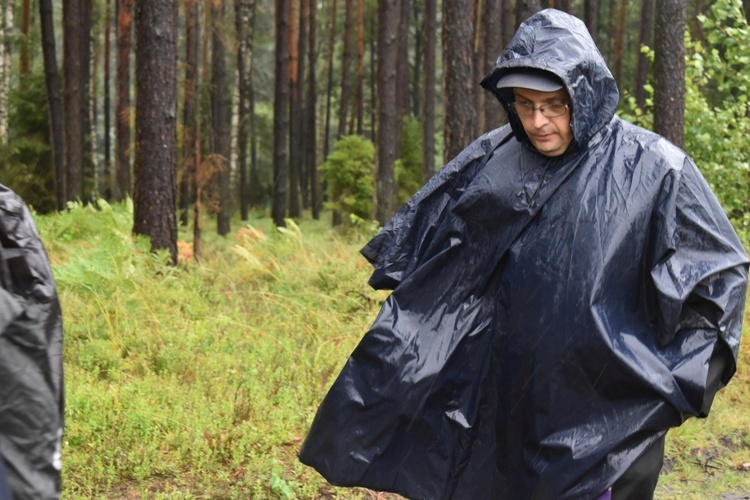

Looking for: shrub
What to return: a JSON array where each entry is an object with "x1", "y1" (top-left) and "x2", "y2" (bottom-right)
[{"x1": 319, "y1": 134, "x2": 375, "y2": 222}]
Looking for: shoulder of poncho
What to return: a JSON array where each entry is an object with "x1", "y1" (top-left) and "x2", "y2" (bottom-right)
[{"x1": 607, "y1": 117, "x2": 692, "y2": 173}]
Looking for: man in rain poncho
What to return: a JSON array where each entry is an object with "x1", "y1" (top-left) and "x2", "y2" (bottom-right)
[{"x1": 299, "y1": 9, "x2": 749, "y2": 499}]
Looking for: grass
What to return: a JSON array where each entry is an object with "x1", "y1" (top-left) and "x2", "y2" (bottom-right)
[{"x1": 36, "y1": 200, "x2": 750, "y2": 498}]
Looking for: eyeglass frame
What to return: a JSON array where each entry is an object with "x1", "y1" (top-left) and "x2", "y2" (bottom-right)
[{"x1": 509, "y1": 101, "x2": 570, "y2": 118}]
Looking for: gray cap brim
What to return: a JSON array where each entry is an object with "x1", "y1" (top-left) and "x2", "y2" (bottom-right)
[{"x1": 495, "y1": 69, "x2": 563, "y2": 92}]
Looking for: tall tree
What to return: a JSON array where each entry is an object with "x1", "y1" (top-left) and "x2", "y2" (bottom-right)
[
  {"x1": 296, "y1": 0, "x2": 310, "y2": 205},
  {"x1": 180, "y1": 0, "x2": 199, "y2": 226},
  {"x1": 613, "y1": 0, "x2": 628, "y2": 88},
  {"x1": 338, "y1": 0, "x2": 354, "y2": 139},
  {"x1": 103, "y1": 0, "x2": 112, "y2": 197},
  {"x1": 375, "y1": 0, "x2": 399, "y2": 224},
  {"x1": 288, "y1": 0, "x2": 301, "y2": 217},
  {"x1": 235, "y1": 0, "x2": 255, "y2": 221},
  {"x1": 584, "y1": 0, "x2": 598, "y2": 38},
  {"x1": 422, "y1": 0, "x2": 436, "y2": 183},
  {"x1": 396, "y1": 0, "x2": 411, "y2": 132},
  {"x1": 653, "y1": 0, "x2": 685, "y2": 148},
  {"x1": 81, "y1": 0, "x2": 93, "y2": 198},
  {"x1": 483, "y1": 0, "x2": 503, "y2": 131},
  {"x1": 272, "y1": 0, "x2": 291, "y2": 227},
  {"x1": 0, "y1": 1, "x2": 12, "y2": 144},
  {"x1": 307, "y1": 0, "x2": 320, "y2": 218},
  {"x1": 351, "y1": 0, "x2": 365, "y2": 135},
  {"x1": 63, "y1": 0, "x2": 85, "y2": 202},
  {"x1": 116, "y1": 0, "x2": 134, "y2": 201},
  {"x1": 635, "y1": 0, "x2": 654, "y2": 109},
  {"x1": 133, "y1": 0, "x2": 178, "y2": 262},
  {"x1": 39, "y1": 0, "x2": 65, "y2": 210},
  {"x1": 443, "y1": 0, "x2": 474, "y2": 163},
  {"x1": 211, "y1": 0, "x2": 230, "y2": 236},
  {"x1": 20, "y1": 0, "x2": 29, "y2": 74},
  {"x1": 322, "y1": 0, "x2": 337, "y2": 160}
]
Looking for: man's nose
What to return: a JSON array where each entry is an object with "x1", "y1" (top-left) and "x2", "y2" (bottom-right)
[{"x1": 531, "y1": 108, "x2": 550, "y2": 127}]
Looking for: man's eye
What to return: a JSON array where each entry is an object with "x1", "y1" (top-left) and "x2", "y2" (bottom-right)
[
  {"x1": 547, "y1": 103, "x2": 566, "y2": 111},
  {"x1": 517, "y1": 102, "x2": 534, "y2": 109}
]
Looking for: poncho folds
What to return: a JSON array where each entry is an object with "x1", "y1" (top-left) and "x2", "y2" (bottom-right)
[
  {"x1": 0, "y1": 184, "x2": 64, "y2": 499},
  {"x1": 299, "y1": 9, "x2": 749, "y2": 499}
]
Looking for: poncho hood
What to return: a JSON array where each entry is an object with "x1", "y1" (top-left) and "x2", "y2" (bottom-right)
[{"x1": 481, "y1": 8, "x2": 620, "y2": 154}]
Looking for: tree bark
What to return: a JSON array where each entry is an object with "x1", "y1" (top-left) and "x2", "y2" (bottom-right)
[
  {"x1": 375, "y1": 0, "x2": 399, "y2": 224},
  {"x1": 396, "y1": 0, "x2": 410, "y2": 135},
  {"x1": 103, "y1": 0, "x2": 112, "y2": 198},
  {"x1": 483, "y1": 0, "x2": 503, "y2": 131},
  {"x1": 288, "y1": 0, "x2": 301, "y2": 217},
  {"x1": 272, "y1": 0, "x2": 291, "y2": 227},
  {"x1": 443, "y1": 0, "x2": 474, "y2": 163},
  {"x1": 323, "y1": 0, "x2": 337, "y2": 160},
  {"x1": 133, "y1": 0, "x2": 178, "y2": 262},
  {"x1": 584, "y1": 0, "x2": 599, "y2": 39},
  {"x1": 351, "y1": 0, "x2": 365, "y2": 135},
  {"x1": 211, "y1": 1, "x2": 230, "y2": 236},
  {"x1": 613, "y1": 0, "x2": 628, "y2": 89},
  {"x1": 338, "y1": 0, "x2": 354, "y2": 139},
  {"x1": 39, "y1": 0, "x2": 65, "y2": 210},
  {"x1": 63, "y1": 0, "x2": 85, "y2": 202},
  {"x1": 653, "y1": 0, "x2": 685, "y2": 148},
  {"x1": 116, "y1": 0, "x2": 134, "y2": 201},
  {"x1": 235, "y1": 0, "x2": 254, "y2": 221},
  {"x1": 422, "y1": 0, "x2": 436, "y2": 184},
  {"x1": 635, "y1": 0, "x2": 653, "y2": 109},
  {"x1": 20, "y1": 0, "x2": 29, "y2": 74},
  {"x1": 180, "y1": 0, "x2": 199, "y2": 226},
  {"x1": 307, "y1": 0, "x2": 320, "y2": 219}
]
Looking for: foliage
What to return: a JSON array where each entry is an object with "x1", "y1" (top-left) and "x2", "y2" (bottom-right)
[
  {"x1": 619, "y1": 0, "x2": 750, "y2": 244},
  {"x1": 394, "y1": 114, "x2": 423, "y2": 206},
  {"x1": 0, "y1": 70, "x2": 56, "y2": 213},
  {"x1": 319, "y1": 134, "x2": 375, "y2": 222},
  {"x1": 45, "y1": 201, "x2": 392, "y2": 498}
]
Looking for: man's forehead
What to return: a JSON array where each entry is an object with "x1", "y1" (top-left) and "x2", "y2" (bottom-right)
[{"x1": 513, "y1": 87, "x2": 569, "y2": 101}]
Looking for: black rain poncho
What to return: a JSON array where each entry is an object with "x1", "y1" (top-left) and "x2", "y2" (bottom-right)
[
  {"x1": 299, "y1": 9, "x2": 749, "y2": 499},
  {"x1": 0, "y1": 184, "x2": 64, "y2": 499}
]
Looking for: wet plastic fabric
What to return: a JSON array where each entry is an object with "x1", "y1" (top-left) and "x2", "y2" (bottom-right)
[
  {"x1": 299, "y1": 9, "x2": 749, "y2": 500},
  {"x1": 0, "y1": 184, "x2": 64, "y2": 499}
]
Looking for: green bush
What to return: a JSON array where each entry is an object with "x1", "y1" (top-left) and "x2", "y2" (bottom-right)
[
  {"x1": 319, "y1": 134, "x2": 375, "y2": 222},
  {"x1": 395, "y1": 114, "x2": 424, "y2": 205}
]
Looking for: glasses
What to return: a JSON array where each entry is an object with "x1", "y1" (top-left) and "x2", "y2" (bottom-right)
[{"x1": 510, "y1": 101, "x2": 569, "y2": 118}]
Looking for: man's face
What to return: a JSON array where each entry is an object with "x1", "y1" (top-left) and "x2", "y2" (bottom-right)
[{"x1": 512, "y1": 88, "x2": 573, "y2": 157}]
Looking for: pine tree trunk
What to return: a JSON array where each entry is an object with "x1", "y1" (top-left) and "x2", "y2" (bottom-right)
[
  {"x1": 307, "y1": 0, "x2": 320, "y2": 219},
  {"x1": 653, "y1": 0, "x2": 685, "y2": 148},
  {"x1": 375, "y1": 0, "x2": 399, "y2": 224},
  {"x1": 584, "y1": 0, "x2": 598, "y2": 38},
  {"x1": 272, "y1": 0, "x2": 291, "y2": 227},
  {"x1": 288, "y1": 0, "x2": 301, "y2": 218},
  {"x1": 103, "y1": 0, "x2": 112, "y2": 198},
  {"x1": 20, "y1": 0, "x2": 29, "y2": 74},
  {"x1": 351, "y1": 0, "x2": 364, "y2": 135},
  {"x1": 211, "y1": 1, "x2": 230, "y2": 236},
  {"x1": 235, "y1": 0, "x2": 254, "y2": 221},
  {"x1": 422, "y1": 0, "x2": 436, "y2": 184},
  {"x1": 323, "y1": 0, "x2": 337, "y2": 160},
  {"x1": 635, "y1": 0, "x2": 653, "y2": 109},
  {"x1": 396, "y1": 0, "x2": 410, "y2": 138},
  {"x1": 337, "y1": 0, "x2": 354, "y2": 139},
  {"x1": 613, "y1": 0, "x2": 628, "y2": 89},
  {"x1": 133, "y1": 0, "x2": 178, "y2": 262},
  {"x1": 63, "y1": 0, "x2": 85, "y2": 201},
  {"x1": 0, "y1": 1, "x2": 12, "y2": 145},
  {"x1": 180, "y1": 0, "x2": 199, "y2": 226},
  {"x1": 443, "y1": 0, "x2": 475, "y2": 163},
  {"x1": 296, "y1": 0, "x2": 309, "y2": 207},
  {"x1": 116, "y1": 0, "x2": 134, "y2": 201},
  {"x1": 40, "y1": 0, "x2": 66, "y2": 210},
  {"x1": 483, "y1": 0, "x2": 503, "y2": 131}
]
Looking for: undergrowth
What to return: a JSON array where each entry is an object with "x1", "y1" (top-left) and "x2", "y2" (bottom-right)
[{"x1": 34, "y1": 200, "x2": 750, "y2": 498}]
